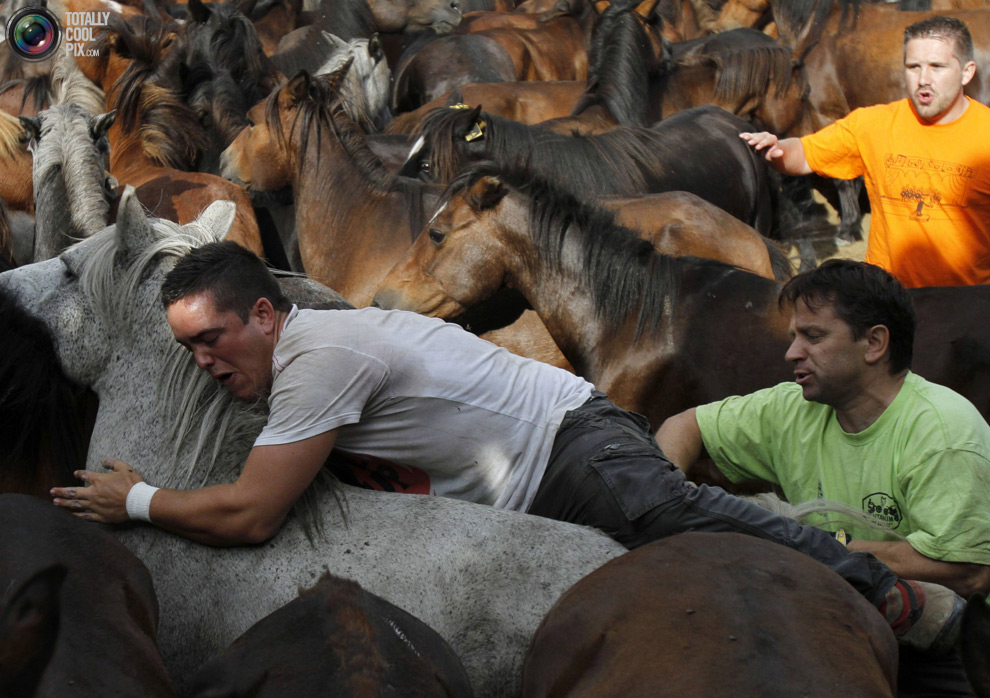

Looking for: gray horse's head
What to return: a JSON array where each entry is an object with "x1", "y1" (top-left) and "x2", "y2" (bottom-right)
[
  {"x1": 319, "y1": 33, "x2": 392, "y2": 132},
  {"x1": 21, "y1": 103, "x2": 117, "y2": 261}
]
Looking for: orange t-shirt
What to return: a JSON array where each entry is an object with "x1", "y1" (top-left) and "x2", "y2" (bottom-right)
[{"x1": 801, "y1": 99, "x2": 990, "y2": 288}]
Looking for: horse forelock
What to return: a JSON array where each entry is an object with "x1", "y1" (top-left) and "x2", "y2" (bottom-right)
[{"x1": 34, "y1": 105, "x2": 111, "y2": 238}]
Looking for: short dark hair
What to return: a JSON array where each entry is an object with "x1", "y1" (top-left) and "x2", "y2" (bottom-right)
[
  {"x1": 778, "y1": 259, "x2": 916, "y2": 374},
  {"x1": 904, "y1": 15, "x2": 974, "y2": 67},
  {"x1": 160, "y1": 241, "x2": 291, "y2": 321}
]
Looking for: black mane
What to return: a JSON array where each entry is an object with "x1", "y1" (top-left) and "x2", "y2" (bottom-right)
[
  {"x1": 0, "y1": 287, "x2": 97, "y2": 496},
  {"x1": 446, "y1": 162, "x2": 742, "y2": 339}
]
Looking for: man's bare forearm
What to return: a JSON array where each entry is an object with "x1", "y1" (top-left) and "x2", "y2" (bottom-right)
[{"x1": 848, "y1": 539, "x2": 990, "y2": 598}]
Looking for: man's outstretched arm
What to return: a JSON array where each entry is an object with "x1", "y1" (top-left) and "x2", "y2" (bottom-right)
[
  {"x1": 739, "y1": 132, "x2": 813, "y2": 176},
  {"x1": 848, "y1": 539, "x2": 990, "y2": 599},
  {"x1": 51, "y1": 430, "x2": 338, "y2": 546}
]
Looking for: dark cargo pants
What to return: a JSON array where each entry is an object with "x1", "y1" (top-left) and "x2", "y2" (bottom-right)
[{"x1": 527, "y1": 393, "x2": 897, "y2": 607}]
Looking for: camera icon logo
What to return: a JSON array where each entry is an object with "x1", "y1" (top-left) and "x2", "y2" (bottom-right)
[{"x1": 5, "y1": 6, "x2": 63, "y2": 61}]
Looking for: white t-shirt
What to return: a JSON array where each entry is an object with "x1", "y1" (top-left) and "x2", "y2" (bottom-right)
[{"x1": 255, "y1": 306, "x2": 594, "y2": 511}]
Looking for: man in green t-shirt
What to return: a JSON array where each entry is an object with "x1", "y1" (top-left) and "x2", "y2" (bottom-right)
[{"x1": 657, "y1": 259, "x2": 990, "y2": 697}]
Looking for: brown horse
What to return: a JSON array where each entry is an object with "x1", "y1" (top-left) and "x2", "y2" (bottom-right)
[
  {"x1": 373, "y1": 165, "x2": 990, "y2": 427},
  {"x1": 0, "y1": 494, "x2": 175, "y2": 698},
  {"x1": 523, "y1": 533, "x2": 899, "y2": 698},
  {"x1": 372, "y1": 165, "x2": 795, "y2": 426},
  {"x1": 80, "y1": 14, "x2": 265, "y2": 256},
  {"x1": 398, "y1": 103, "x2": 778, "y2": 235},
  {"x1": 189, "y1": 573, "x2": 474, "y2": 697}
]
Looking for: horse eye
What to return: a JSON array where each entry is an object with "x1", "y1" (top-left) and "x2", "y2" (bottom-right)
[
  {"x1": 429, "y1": 229, "x2": 446, "y2": 245},
  {"x1": 419, "y1": 160, "x2": 430, "y2": 172}
]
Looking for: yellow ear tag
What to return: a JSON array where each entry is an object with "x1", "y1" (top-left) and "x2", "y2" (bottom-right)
[{"x1": 464, "y1": 120, "x2": 486, "y2": 142}]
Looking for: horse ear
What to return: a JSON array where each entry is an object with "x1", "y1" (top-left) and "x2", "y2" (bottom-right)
[
  {"x1": 321, "y1": 31, "x2": 349, "y2": 52},
  {"x1": 281, "y1": 71, "x2": 311, "y2": 109},
  {"x1": 188, "y1": 0, "x2": 211, "y2": 24},
  {"x1": 368, "y1": 33, "x2": 383, "y2": 61},
  {"x1": 461, "y1": 105, "x2": 485, "y2": 142},
  {"x1": 633, "y1": 0, "x2": 659, "y2": 19},
  {"x1": 445, "y1": 89, "x2": 464, "y2": 107},
  {"x1": 116, "y1": 186, "x2": 157, "y2": 255},
  {"x1": 0, "y1": 564, "x2": 66, "y2": 694},
  {"x1": 196, "y1": 200, "x2": 237, "y2": 241},
  {"x1": 18, "y1": 116, "x2": 41, "y2": 144},
  {"x1": 90, "y1": 110, "x2": 117, "y2": 140},
  {"x1": 324, "y1": 57, "x2": 354, "y2": 93},
  {"x1": 468, "y1": 176, "x2": 507, "y2": 211}
]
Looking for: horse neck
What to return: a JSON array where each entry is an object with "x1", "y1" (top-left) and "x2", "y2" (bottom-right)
[
  {"x1": 494, "y1": 193, "x2": 631, "y2": 384},
  {"x1": 293, "y1": 116, "x2": 424, "y2": 305}
]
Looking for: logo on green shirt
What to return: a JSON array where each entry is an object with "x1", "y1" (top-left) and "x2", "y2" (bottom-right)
[{"x1": 862, "y1": 492, "x2": 902, "y2": 529}]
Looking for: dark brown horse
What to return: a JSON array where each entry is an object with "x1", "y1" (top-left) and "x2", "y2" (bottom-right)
[
  {"x1": 523, "y1": 533, "x2": 899, "y2": 698},
  {"x1": 0, "y1": 494, "x2": 175, "y2": 697},
  {"x1": 189, "y1": 573, "x2": 474, "y2": 697},
  {"x1": 373, "y1": 165, "x2": 990, "y2": 427},
  {"x1": 397, "y1": 103, "x2": 778, "y2": 235}
]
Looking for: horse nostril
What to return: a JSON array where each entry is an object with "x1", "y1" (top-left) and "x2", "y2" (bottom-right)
[{"x1": 450, "y1": 0, "x2": 461, "y2": 11}]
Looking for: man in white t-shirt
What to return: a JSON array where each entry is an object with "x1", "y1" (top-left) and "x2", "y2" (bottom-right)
[{"x1": 51, "y1": 242, "x2": 966, "y2": 655}]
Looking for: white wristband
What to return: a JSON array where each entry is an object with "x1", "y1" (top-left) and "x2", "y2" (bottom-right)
[{"x1": 125, "y1": 482, "x2": 159, "y2": 523}]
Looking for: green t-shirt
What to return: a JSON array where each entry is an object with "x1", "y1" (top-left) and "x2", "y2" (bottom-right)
[{"x1": 696, "y1": 373, "x2": 990, "y2": 565}]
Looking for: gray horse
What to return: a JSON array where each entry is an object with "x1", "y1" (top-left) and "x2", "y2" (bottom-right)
[
  {"x1": 20, "y1": 102, "x2": 116, "y2": 262},
  {"x1": 0, "y1": 187, "x2": 625, "y2": 696}
]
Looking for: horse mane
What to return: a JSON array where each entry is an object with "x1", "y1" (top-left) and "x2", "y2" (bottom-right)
[
  {"x1": 32, "y1": 104, "x2": 112, "y2": 239},
  {"x1": 446, "y1": 162, "x2": 740, "y2": 339},
  {"x1": 580, "y1": 0, "x2": 661, "y2": 127},
  {"x1": 675, "y1": 40, "x2": 798, "y2": 105},
  {"x1": 49, "y1": 53, "x2": 105, "y2": 115},
  {"x1": 0, "y1": 109, "x2": 25, "y2": 160},
  {"x1": 0, "y1": 287, "x2": 97, "y2": 495},
  {"x1": 419, "y1": 106, "x2": 667, "y2": 196}
]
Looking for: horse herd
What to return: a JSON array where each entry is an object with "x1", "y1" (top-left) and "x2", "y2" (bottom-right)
[{"x1": 1, "y1": 0, "x2": 990, "y2": 693}]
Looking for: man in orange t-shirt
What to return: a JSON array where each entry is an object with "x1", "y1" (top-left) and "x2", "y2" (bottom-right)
[{"x1": 740, "y1": 16, "x2": 990, "y2": 289}]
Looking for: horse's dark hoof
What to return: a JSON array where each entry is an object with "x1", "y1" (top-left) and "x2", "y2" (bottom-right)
[{"x1": 961, "y1": 594, "x2": 990, "y2": 698}]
